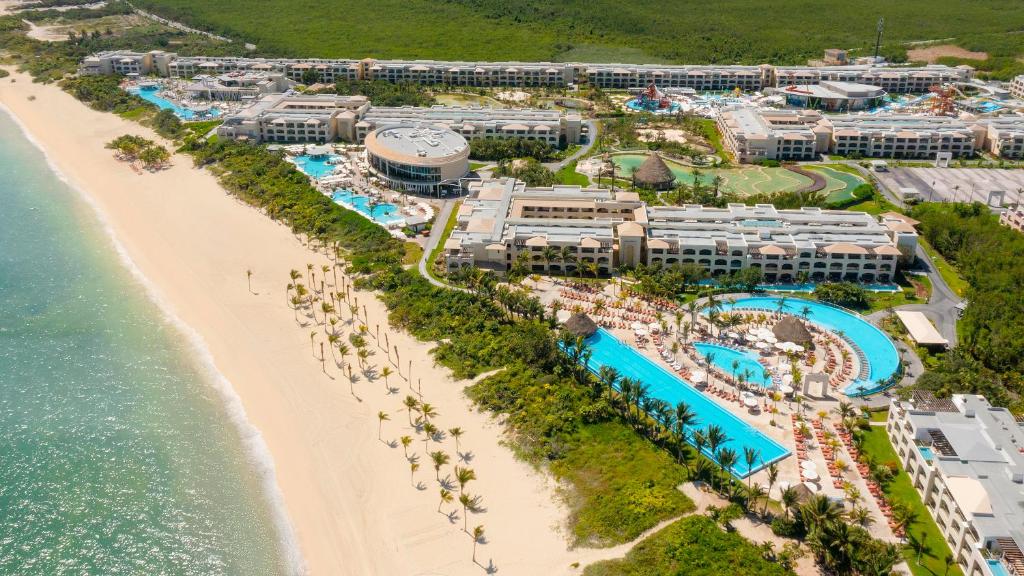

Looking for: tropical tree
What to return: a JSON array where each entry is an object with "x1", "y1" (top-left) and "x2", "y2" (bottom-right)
[
  {"x1": 438, "y1": 488, "x2": 453, "y2": 513},
  {"x1": 448, "y1": 427, "x2": 464, "y2": 454},
  {"x1": 459, "y1": 492, "x2": 473, "y2": 531},
  {"x1": 430, "y1": 450, "x2": 450, "y2": 481},
  {"x1": 471, "y1": 525, "x2": 485, "y2": 563},
  {"x1": 455, "y1": 466, "x2": 476, "y2": 493},
  {"x1": 377, "y1": 411, "x2": 390, "y2": 440},
  {"x1": 742, "y1": 447, "x2": 761, "y2": 488},
  {"x1": 409, "y1": 460, "x2": 420, "y2": 486},
  {"x1": 400, "y1": 435, "x2": 412, "y2": 458},
  {"x1": 381, "y1": 366, "x2": 394, "y2": 392}
]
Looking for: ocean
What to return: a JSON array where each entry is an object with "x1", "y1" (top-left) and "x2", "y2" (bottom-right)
[{"x1": 0, "y1": 109, "x2": 296, "y2": 574}]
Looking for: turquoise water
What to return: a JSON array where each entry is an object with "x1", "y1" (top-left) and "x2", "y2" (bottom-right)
[
  {"x1": 581, "y1": 328, "x2": 789, "y2": 477},
  {"x1": 715, "y1": 297, "x2": 900, "y2": 397},
  {"x1": 988, "y1": 559, "x2": 1010, "y2": 576},
  {"x1": 0, "y1": 112, "x2": 290, "y2": 574},
  {"x1": 693, "y1": 342, "x2": 773, "y2": 387},
  {"x1": 332, "y1": 189, "x2": 403, "y2": 225},
  {"x1": 292, "y1": 154, "x2": 341, "y2": 178},
  {"x1": 129, "y1": 86, "x2": 221, "y2": 120},
  {"x1": 918, "y1": 446, "x2": 934, "y2": 462}
]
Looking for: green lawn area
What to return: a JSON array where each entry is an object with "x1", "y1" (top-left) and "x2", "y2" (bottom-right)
[
  {"x1": 555, "y1": 160, "x2": 591, "y2": 186},
  {"x1": 469, "y1": 161, "x2": 489, "y2": 171},
  {"x1": 583, "y1": 515, "x2": 792, "y2": 576},
  {"x1": 551, "y1": 422, "x2": 694, "y2": 547},
  {"x1": 843, "y1": 191, "x2": 900, "y2": 216},
  {"x1": 424, "y1": 200, "x2": 460, "y2": 281},
  {"x1": 917, "y1": 237, "x2": 968, "y2": 298},
  {"x1": 858, "y1": 427, "x2": 962, "y2": 576},
  {"x1": 869, "y1": 409, "x2": 889, "y2": 422},
  {"x1": 402, "y1": 241, "x2": 423, "y2": 266}
]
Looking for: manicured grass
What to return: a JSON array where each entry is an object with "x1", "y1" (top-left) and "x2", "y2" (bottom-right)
[
  {"x1": 917, "y1": 237, "x2": 968, "y2": 297},
  {"x1": 869, "y1": 409, "x2": 889, "y2": 422},
  {"x1": 858, "y1": 427, "x2": 962, "y2": 576},
  {"x1": 555, "y1": 160, "x2": 591, "y2": 186},
  {"x1": 550, "y1": 422, "x2": 694, "y2": 547},
  {"x1": 468, "y1": 161, "x2": 489, "y2": 171},
  {"x1": 842, "y1": 192, "x2": 899, "y2": 216},
  {"x1": 582, "y1": 515, "x2": 792, "y2": 576},
  {"x1": 424, "y1": 200, "x2": 460, "y2": 281}
]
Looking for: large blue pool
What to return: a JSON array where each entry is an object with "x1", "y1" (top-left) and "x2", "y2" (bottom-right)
[
  {"x1": 581, "y1": 328, "x2": 789, "y2": 477},
  {"x1": 987, "y1": 559, "x2": 1010, "y2": 576},
  {"x1": 292, "y1": 154, "x2": 342, "y2": 179},
  {"x1": 693, "y1": 342, "x2": 773, "y2": 387},
  {"x1": 129, "y1": 86, "x2": 220, "y2": 120},
  {"x1": 715, "y1": 297, "x2": 900, "y2": 397},
  {"x1": 331, "y1": 189, "x2": 403, "y2": 225}
]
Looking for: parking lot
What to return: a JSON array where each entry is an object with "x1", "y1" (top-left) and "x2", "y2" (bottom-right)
[{"x1": 874, "y1": 167, "x2": 1024, "y2": 205}]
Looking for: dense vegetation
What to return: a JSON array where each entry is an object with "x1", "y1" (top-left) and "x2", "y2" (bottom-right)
[
  {"x1": 909, "y1": 203, "x2": 1024, "y2": 411},
  {"x1": 134, "y1": 0, "x2": 1024, "y2": 66},
  {"x1": 813, "y1": 282, "x2": 870, "y2": 310},
  {"x1": 330, "y1": 79, "x2": 435, "y2": 107},
  {"x1": 582, "y1": 516, "x2": 792, "y2": 576},
  {"x1": 468, "y1": 137, "x2": 558, "y2": 162},
  {"x1": 59, "y1": 74, "x2": 147, "y2": 113},
  {"x1": 106, "y1": 134, "x2": 170, "y2": 168},
  {"x1": 493, "y1": 157, "x2": 555, "y2": 186}
]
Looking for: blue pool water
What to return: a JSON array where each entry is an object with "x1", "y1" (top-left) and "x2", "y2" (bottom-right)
[
  {"x1": 693, "y1": 342, "x2": 773, "y2": 387},
  {"x1": 331, "y1": 189, "x2": 403, "y2": 225},
  {"x1": 918, "y1": 446, "x2": 934, "y2": 461},
  {"x1": 581, "y1": 328, "x2": 789, "y2": 477},
  {"x1": 695, "y1": 279, "x2": 899, "y2": 293},
  {"x1": 715, "y1": 297, "x2": 900, "y2": 397},
  {"x1": 129, "y1": 86, "x2": 220, "y2": 120},
  {"x1": 291, "y1": 154, "x2": 342, "y2": 178},
  {"x1": 988, "y1": 559, "x2": 1010, "y2": 576}
]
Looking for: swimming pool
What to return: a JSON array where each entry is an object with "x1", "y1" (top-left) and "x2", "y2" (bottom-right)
[
  {"x1": 693, "y1": 342, "x2": 773, "y2": 387},
  {"x1": 331, "y1": 189, "x2": 403, "y2": 225},
  {"x1": 987, "y1": 559, "x2": 1010, "y2": 576},
  {"x1": 292, "y1": 154, "x2": 342, "y2": 178},
  {"x1": 758, "y1": 283, "x2": 901, "y2": 293},
  {"x1": 581, "y1": 328, "x2": 789, "y2": 477},
  {"x1": 918, "y1": 445, "x2": 934, "y2": 462},
  {"x1": 714, "y1": 297, "x2": 900, "y2": 397},
  {"x1": 129, "y1": 86, "x2": 220, "y2": 120}
]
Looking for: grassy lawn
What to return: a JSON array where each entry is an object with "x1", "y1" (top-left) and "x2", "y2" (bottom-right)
[
  {"x1": 869, "y1": 409, "x2": 889, "y2": 422},
  {"x1": 468, "y1": 161, "x2": 489, "y2": 171},
  {"x1": 583, "y1": 515, "x2": 792, "y2": 576},
  {"x1": 858, "y1": 427, "x2": 962, "y2": 576},
  {"x1": 555, "y1": 160, "x2": 591, "y2": 186},
  {"x1": 843, "y1": 191, "x2": 900, "y2": 216},
  {"x1": 917, "y1": 237, "x2": 968, "y2": 298},
  {"x1": 550, "y1": 422, "x2": 694, "y2": 547},
  {"x1": 424, "y1": 200, "x2": 460, "y2": 281},
  {"x1": 402, "y1": 241, "x2": 423, "y2": 266}
]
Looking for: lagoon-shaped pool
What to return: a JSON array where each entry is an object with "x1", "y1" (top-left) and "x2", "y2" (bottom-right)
[
  {"x1": 331, "y1": 189, "x2": 403, "y2": 225},
  {"x1": 714, "y1": 297, "x2": 900, "y2": 397},
  {"x1": 693, "y1": 342, "x2": 773, "y2": 387},
  {"x1": 129, "y1": 86, "x2": 220, "y2": 120}
]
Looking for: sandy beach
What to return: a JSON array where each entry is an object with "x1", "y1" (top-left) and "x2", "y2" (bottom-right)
[{"x1": 0, "y1": 70, "x2": 627, "y2": 575}]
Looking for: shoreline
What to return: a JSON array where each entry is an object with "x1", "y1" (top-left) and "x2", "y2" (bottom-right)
[{"x1": 0, "y1": 70, "x2": 611, "y2": 575}]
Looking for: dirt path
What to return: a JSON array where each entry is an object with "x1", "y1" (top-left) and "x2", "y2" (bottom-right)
[{"x1": 907, "y1": 44, "x2": 987, "y2": 63}]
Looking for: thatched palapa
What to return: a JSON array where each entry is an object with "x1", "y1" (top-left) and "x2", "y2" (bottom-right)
[
  {"x1": 563, "y1": 313, "x2": 598, "y2": 338},
  {"x1": 632, "y1": 153, "x2": 677, "y2": 190},
  {"x1": 773, "y1": 316, "x2": 813, "y2": 345}
]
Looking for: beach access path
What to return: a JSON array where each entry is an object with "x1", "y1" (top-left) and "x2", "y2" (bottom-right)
[{"x1": 0, "y1": 70, "x2": 621, "y2": 576}]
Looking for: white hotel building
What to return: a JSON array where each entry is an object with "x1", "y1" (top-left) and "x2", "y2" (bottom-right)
[
  {"x1": 445, "y1": 179, "x2": 915, "y2": 282},
  {"x1": 887, "y1": 392, "x2": 1024, "y2": 576},
  {"x1": 215, "y1": 93, "x2": 585, "y2": 145},
  {"x1": 79, "y1": 51, "x2": 972, "y2": 93}
]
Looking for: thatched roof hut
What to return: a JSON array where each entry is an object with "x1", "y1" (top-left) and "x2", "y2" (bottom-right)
[
  {"x1": 632, "y1": 153, "x2": 677, "y2": 190},
  {"x1": 563, "y1": 313, "x2": 598, "y2": 338},
  {"x1": 773, "y1": 316, "x2": 813, "y2": 345}
]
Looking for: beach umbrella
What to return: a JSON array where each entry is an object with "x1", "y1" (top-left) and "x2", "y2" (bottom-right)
[
  {"x1": 743, "y1": 396, "x2": 758, "y2": 408},
  {"x1": 778, "y1": 384, "x2": 794, "y2": 395},
  {"x1": 635, "y1": 329, "x2": 648, "y2": 337},
  {"x1": 745, "y1": 333, "x2": 760, "y2": 342},
  {"x1": 774, "y1": 342, "x2": 787, "y2": 350},
  {"x1": 631, "y1": 322, "x2": 646, "y2": 331},
  {"x1": 726, "y1": 331, "x2": 740, "y2": 339},
  {"x1": 802, "y1": 469, "x2": 819, "y2": 481},
  {"x1": 764, "y1": 335, "x2": 778, "y2": 344},
  {"x1": 690, "y1": 370, "x2": 707, "y2": 383},
  {"x1": 755, "y1": 342, "x2": 769, "y2": 349},
  {"x1": 781, "y1": 374, "x2": 794, "y2": 385},
  {"x1": 803, "y1": 481, "x2": 820, "y2": 493},
  {"x1": 649, "y1": 323, "x2": 661, "y2": 333},
  {"x1": 801, "y1": 460, "x2": 817, "y2": 471}
]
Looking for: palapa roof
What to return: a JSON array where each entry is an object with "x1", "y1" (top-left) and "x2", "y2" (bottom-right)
[
  {"x1": 632, "y1": 153, "x2": 676, "y2": 187},
  {"x1": 563, "y1": 313, "x2": 599, "y2": 338},
  {"x1": 773, "y1": 316, "x2": 813, "y2": 345}
]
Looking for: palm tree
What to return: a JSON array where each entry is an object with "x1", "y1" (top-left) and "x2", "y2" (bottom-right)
[
  {"x1": 420, "y1": 402, "x2": 438, "y2": 422},
  {"x1": 403, "y1": 395, "x2": 419, "y2": 425},
  {"x1": 673, "y1": 401, "x2": 697, "y2": 466},
  {"x1": 541, "y1": 246, "x2": 559, "y2": 273},
  {"x1": 692, "y1": 429, "x2": 708, "y2": 479},
  {"x1": 716, "y1": 448, "x2": 738, "y2": 492},
  {"x1": 455, "y1": 466, "x2": 476, "y2": 493},
  {"x1": 377, "y1": 411, "x2": 389, "y2": 440},
  {"x1": 800, "y1": 305, "x2": 812, "y2": 320},
  {"x1": 471, "y1": 525, "x2": 485, "y2": 564},
  {"x1": 438, "y1": 488, "x2": 453, "y2": 513},
  {"x1": 337, "y1": 342, "x2": 350, "y2": 371},
  {"x1": 246, "y1": 269, "x2": 253, "y2": 293},
  {"x1": 742, "y1": 447, "x2": 761, "y2": 488},
  {"x1": 906, "y1": 531, "x2": 931, "y2": 567},
  {"x1": 381, "y1": 366, "x2": 394, "y2": 392},
  {"x1": 448, "y1": 427, "x2": 464, "y2": 454},
  {"x1": 458, "y1": 492, "x2": 473, "y2": 531},
  {"x1": 409, "y1": 460, "x2": 420, "y2": 486},
  {"x1": 764, "y1": 463, "x2": 779, "y2": 515},
  {"x1": 422, "y1": 422, "x2": 438, "y2": 453},
  {"x1": 597, "y1": 365, "x2": 620, "y2": 402},
  {"x1": 430, "y1": 450, "x2": 450, "y2": 480},
  {"x1": 746, "y1": 482, "x2": 767, "y2": 514},
  {"x1": 799, "y1": 494, "x2": 844, "y2": 537},
  {"x1": 309, "y1": 331, "x2": 318, "y2": 357},
  {"x1": 400, "y1": 435, "x2": 412, "y2": 458},
  {"x1": 780, "y1": 486, "x2": 799, "y2": 519}
]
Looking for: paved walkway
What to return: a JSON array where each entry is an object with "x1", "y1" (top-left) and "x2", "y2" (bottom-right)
[
  {"x1": 417, "y1": 199, "x2": 462, "y2": 290},
  {"x1": 543, "y1": 119, "x2": 599, "y2": 172}
]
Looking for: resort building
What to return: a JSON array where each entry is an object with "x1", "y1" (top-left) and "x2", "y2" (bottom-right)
[
  {"x1": 719, "y1": 108, "x2": 983, "y2": 162},
  {"x1": 778, "y1": 81, "x2": 887, "y2": 112},
  {"x1": 216, "y1": 94, "x2": 585, "y2": 145},
  {"x1": 1009, "y1": 75, "x2": 1024, "y2": 101},
  {"x1": 79, "y1": 49, "x2": 177, "y2": 77},
  {"x1": 215, "y1": 93, "x2": 371, "y2": 143},
  {"x1": 184, "y1": 71, "x2": 294, "y2": 101},
  {"x1": 79, "y1": 52, "x2": 973, "y2": 94},
  {"x1": 887, "y1": 392, "x2": 1024, "y2": 576},
  {"x1": 999, "y1": 206, "x2": 1024, "y2": 234},
  {"x1": 348, "y1": 105, "x2": 583, "y2": 146},
  {"x1": 716, "y1": 108, "x2": 828, "y2": 163},
  {"x1": 969, "y1": 117, "x2": 1024, "y2": 159},
  {"x1": 445, "y1": 179, "x2": 915, "y2": 282},
  {"x1": 364, "y1": 125, "x2": 470, "y2": 194}
]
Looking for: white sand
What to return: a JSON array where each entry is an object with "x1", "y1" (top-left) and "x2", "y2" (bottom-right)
[{"x1": 0, "y1": 70, "x2": 618, "y2": 575}]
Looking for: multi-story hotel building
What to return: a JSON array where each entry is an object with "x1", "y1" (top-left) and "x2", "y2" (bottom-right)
[
  {"x1": 215, "y1": 93, "x2": 585, "y2": 145},
  {"x1": 719, "y1": 108, "x2": 983, "y2": 162},
  {"x1": 445, "y1": 179, "x2": 915, "y2": 282},
  {"x1": 184, "y1": 71, "x2": 294, "y2": 101},
  {"x1": 971, "y1": 117, "x2": 1024, "y2": 159},
  {"x1": 887, "y1": 392, "x2": 1024, "y2": 576},
  {"x1": 1009, "y1": 75, "x2": 1024, "y2": 100},
  {"x1": 79, "y1": 51, "x2": 973, "y2": 94}
]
